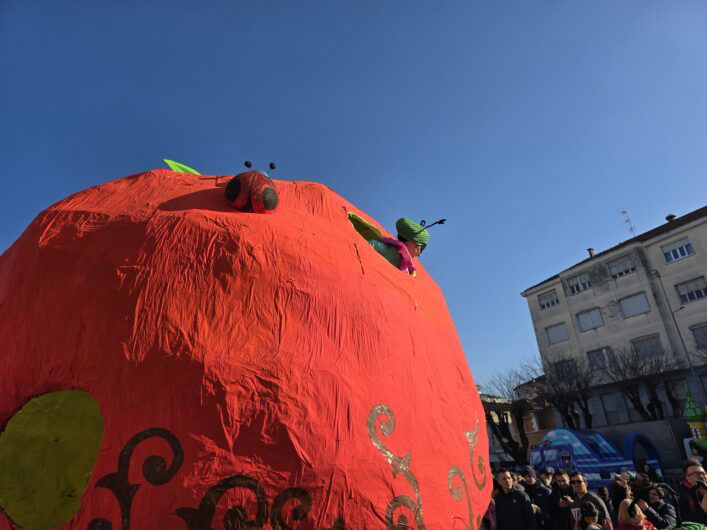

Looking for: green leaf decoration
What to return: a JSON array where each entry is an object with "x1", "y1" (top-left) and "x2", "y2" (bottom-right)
[
  {"x1": 163, "y1": 159, "x2": 201, "y2": 175},
  {"x1": 0, "y1": 390, "x2": 104, "y2": 530},
  {"x1": 347, "y1": 212, "x2": 383, "y2": 242}
]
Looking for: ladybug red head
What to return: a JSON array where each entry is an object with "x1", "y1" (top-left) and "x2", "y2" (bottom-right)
[{"x1": 224, "y1": 161, "x2": 279, "y2": 214}]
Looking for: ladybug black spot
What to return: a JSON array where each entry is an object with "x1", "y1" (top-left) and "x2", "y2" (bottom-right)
[
  {"x1": 262, "y1": 188, "x2": 279, "y2": 211},
  {"x1": 225, "y1": 177, "x2": 241, "y2": 202}
]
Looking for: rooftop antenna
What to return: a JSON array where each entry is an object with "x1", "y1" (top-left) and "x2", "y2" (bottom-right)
[{"x1": 620, "y1": 209, "x2": 636, "y2": 238}]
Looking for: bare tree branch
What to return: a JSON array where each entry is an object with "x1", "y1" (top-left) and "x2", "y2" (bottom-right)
[
  {"x1": 521, "y1": 355, "x2": 579, "y2": 430},
  {"x1": 525, "y1": 352, "x2": 598, "y2": 429},
  {"x1": 691, "y1": 341, "x2": 707, "y2": 368},
  {"x1": 605, "y1": 345, "x2": 683, "y2": 420},
  {"x1": 481, "y1": 370, "x2": 538, "y2": 465}
]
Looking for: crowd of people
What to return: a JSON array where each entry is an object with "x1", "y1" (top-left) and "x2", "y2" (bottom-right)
[{"x1": 482, "y1": 459, "x2": 707, "y2": 530}]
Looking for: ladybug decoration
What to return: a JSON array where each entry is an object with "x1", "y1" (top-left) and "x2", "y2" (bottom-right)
[
  {"x1": 0, "y1": 169, "x2": 491, "y2": 528},
  {"x1": 224, "y1": 161, "x2": 279, "y2": 214}
]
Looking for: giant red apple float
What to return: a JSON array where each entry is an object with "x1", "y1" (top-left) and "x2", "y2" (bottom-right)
[{"x1": 0, "y1": 168, "x2": 490, "y2": 529}]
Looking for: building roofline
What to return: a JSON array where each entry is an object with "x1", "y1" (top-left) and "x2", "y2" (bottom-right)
[
  {"x1": 521, "y1": 204, "x2": 707, "y2": 296},
  {"x1": 515, "y1": 374, "x2": 546, "y2": 389}
]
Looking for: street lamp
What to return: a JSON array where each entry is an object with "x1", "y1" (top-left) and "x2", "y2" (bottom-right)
[{"x1": 651, "y1": 270, "x2": 706, "y2": 405}]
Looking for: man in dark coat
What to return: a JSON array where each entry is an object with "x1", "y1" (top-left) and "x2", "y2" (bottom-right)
[
  {"x1": 636, "y1": 485, "x2": 676, "y2": 529},
  {"x1": 549, "y1": 470, "x2": 575, "y2": 530},
  {"x1": 678, "y1": 459, "x2": 707, "y2": 524},
  {"x1": 521, "y1": 466, "x2": 554, "y2": 529},
  {"x1": 494, "y1": 468, "x2": 538, "y2": 530}
]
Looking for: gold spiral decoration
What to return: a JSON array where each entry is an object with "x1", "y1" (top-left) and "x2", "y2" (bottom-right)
[{"x1": 367, "y1": 405, "x2": 426, "y2": 529}]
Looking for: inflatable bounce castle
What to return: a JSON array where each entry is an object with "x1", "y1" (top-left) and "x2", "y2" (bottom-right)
[
  {"x1": 0, "y1": 164, "x2": 490, "y2": 529},
  {"x1": 531, "y1": 428, "x2": 663, "y2": 489}
]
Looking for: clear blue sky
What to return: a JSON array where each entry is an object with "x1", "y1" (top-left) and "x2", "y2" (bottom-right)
[{"x1": 3, "y1": 1, "x2": 707, "y2": 385}]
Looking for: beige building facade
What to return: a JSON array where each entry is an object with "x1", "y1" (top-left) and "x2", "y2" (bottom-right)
[{"x1": 521, "y1": 206, "x2": 707, "y2": 470}]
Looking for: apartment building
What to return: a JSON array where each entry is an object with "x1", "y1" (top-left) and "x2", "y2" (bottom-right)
[{"x1": 521, "y1": 205, "x2": 707, "y2": 470}]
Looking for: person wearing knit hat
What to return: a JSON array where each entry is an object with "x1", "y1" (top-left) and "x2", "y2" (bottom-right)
[
  {"x1": 520, "y1": 466, "x2": 552, "y2": 530},
  {"x1": 367, "y1": 217, "x2": 444, "y2": 275},
  {"x1": 395, "y1": 218, "x2": 431, "y2": 250},
  {"x1": 521, "y1": 466, "x2": 537, "y2": 479},
  {"x1": 539, "y1": 467, "x2": 554, "y2": 488}
]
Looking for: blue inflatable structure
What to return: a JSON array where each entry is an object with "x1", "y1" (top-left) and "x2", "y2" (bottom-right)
[{"x1": 530, "y1": 429, "x2": 663, "y2": 488}]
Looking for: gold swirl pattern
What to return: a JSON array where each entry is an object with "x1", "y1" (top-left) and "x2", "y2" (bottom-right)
[
  {"x1": 465, "y1": 420, "x2": 487, "y2": 491},
  {"x1": 447, "y1": 465, "x2": 474, "y2": 530},
  {"x1": 446, "y1": 418, "x2": 489, "y2": 530},
  {"x1": 447, "y1": 466, "x2": 472, "y2": 525},
  {"x1": 367, "y1": 405, "x2": 426, "y2": 530}
]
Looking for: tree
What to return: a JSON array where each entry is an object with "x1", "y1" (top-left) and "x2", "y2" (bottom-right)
[
  {"x1": 524, "y1": 352, "x2": 598, "y2": 429},
  {"x1": 605, "y1": 346, "x2": 683, "y2": 420},
  {"x1": 482, "y1": 370, "x2": 538, "y2": 466}
]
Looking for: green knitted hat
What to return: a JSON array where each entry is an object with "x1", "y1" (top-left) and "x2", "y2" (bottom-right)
[{"x1": 396, "y1": 218, "x2": 430, "y2": 246}]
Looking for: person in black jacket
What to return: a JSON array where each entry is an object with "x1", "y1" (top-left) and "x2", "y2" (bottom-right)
[
  {"x1": 549, "y1": 469, "x2": 575, "y2": 530},
  {"x1": 495, "y1": 468, "x2": 538, "y2": 530},
  {"x1": 678, "y1": 459, "x2": 707, "y2": 524},
  {"x1": 608, "y1": 476, "x2": 632, "y2": 525},
  {"x1": 636, "y1": 485, "x2": 676, "y2": 529},
  {"x1": 596, "y1": 486, "x2": 614, "y2": 521},
  {"x1": 521, "y1": 466, "x2": 554, "y2": 529}
]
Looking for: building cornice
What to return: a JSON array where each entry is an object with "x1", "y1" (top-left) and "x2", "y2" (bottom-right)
[{"x1": 521, "y1": 205, "x2": 707, "y2": 298}]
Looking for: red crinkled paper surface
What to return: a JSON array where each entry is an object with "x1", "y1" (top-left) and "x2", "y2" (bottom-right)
[{"x1": 0, "y1": 170, "x2": 490, "y2": 529}]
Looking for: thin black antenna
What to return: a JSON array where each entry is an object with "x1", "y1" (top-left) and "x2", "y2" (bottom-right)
[
  {"x1": 420, "y1": 218, "x2": 446, "y2": 229},
  {"x1": 415, "y1": 218, "x2": 446, "y2": 234},
  {"x1": 620, "y1": 210, "x2": 636, "y2": 238}
]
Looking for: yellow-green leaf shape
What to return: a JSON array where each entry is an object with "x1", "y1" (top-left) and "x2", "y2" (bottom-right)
[
  {"x1": 0, "y1": 390, "x2": 103, "y2": 530},
  {"x1": 163, "y1": 159, "x2": 201, "y2": 175},
  {"x1": 347, "y1": 212, "x2": 383, "y2": 242}
]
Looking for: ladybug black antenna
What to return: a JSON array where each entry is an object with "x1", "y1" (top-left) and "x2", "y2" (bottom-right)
[
  {"x1": 420, "y1": 218, "x2": 446, "y2": 230},
  {"x1": 269, "y1": 162, "x2": 277, "y2": 171},
  {"x1": 412, "y1": 218, "x2": 446, "y2": 236},
  {"x1": 244, "y1": 161, "x2": 252, "y2": 169}
]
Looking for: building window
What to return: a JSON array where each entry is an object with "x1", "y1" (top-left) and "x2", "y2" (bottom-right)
[
  {"x1": 631, "y1": 334, "x2": 663, "y2": 357},
  {"x1": 691, "y1": 324, "x2": 707, "y2": 350},
  {"x1": 662, "y1": 237, "x2": 695, "y2": 263},
  {"x1": 620, "y1": 292, "x2": 650, "y2": 318},
  {"x1": 676, "y1": 277, "x2": 707, "y2": 304},
  {"x1": 601, "y1": 393, "x2": 621, "y2": 425},
  {"x1": 524, "y1": 414, "x2": 539, "y2": 433},
  {"x1": 538, "y1": 290, "x2": 560, "y2": 310},
  {"x1": 554, "y1": 359, "x2": 578, "y2": 378},
  {"x1": 567, "y1": 273, "x2": 592, "y2": 295},
  {"x1": 546, "y1": 322, "x2": 569, "y2": 345},
  {"x1": 587, "y1": 347, "x2": 614, "y2": 370},
  {"x1": 577, "y1": 308, "x2": 604, "y2": 332},
  {"x1": 608, "y1": 255, "x2": 636, "y2": 278}
]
